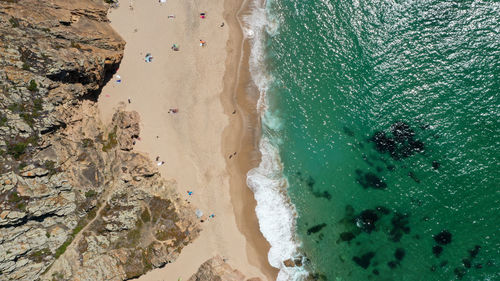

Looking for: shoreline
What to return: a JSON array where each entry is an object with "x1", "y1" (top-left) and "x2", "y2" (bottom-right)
[
  {"x1": 221, "y1": 0, "x2": 278, "y2": 279},
  {"x1": 98, "y1": 0, "x2": 277, "y2": 280}
]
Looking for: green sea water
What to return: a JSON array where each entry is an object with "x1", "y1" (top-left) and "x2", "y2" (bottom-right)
[{"x1": 263, "y1": 0, "x2": 500, "y2": 280}]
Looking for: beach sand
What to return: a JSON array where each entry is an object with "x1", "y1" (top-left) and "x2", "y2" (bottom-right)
[{"x1": 98, "y1": 0, "x2": 277, "y2": 280}]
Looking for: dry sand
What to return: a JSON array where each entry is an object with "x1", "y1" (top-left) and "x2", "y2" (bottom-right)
[{"x1": 98, "y1": 0, "x2": 277, "y2": 280}]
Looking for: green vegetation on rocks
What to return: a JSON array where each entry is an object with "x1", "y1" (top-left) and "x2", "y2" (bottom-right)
[
  {"x1": 101, "y1": 127, "x2": 118, "y2": 152},
  {"x1": 140, "y1": 208, "x2": 151, "y2": 222},
  {"x1": 7, "y1": 142, "x2": 27, "y2": 159},
  {"x1": 27, "y1": 79, "x2": 37, "y2": 91},
  {"x1": 44, "y1": 160, "x2": 58, "y2": 176},
  {"x1": 0, "y1": 114, "x2": 8, "y2": 126},
  {"x1": 84, "y1": 190, "x2": 97, "y2": 198},
  {"x1": 9, "y1": 17, "x2": 19, "y2": 27}
]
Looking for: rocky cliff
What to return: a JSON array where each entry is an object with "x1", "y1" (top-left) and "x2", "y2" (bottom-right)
[
  {"x1": 0, "y1": 1, "x2": 199, "y2": 280},
  {"x1": 189, "y1": 256, "x2": 263, "y2": 281}
]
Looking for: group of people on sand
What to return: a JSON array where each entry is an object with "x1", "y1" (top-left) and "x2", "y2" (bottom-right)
[
  {"x1": 186, "y1": 190, "x2": 215, "y2": 222},
  {"x1": 128, "y1": 4, "x2": 230, "y2": 206}
]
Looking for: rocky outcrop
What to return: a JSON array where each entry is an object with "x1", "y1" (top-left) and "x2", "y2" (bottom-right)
[
  {"x1": 0, "y1": 1, "x2": 199, "y2": 280},
  {"x1": 189, "y1": 256, "x2": 262, "y2": 281},
  {"x1": 39, "y1": 109, "x2": 199, "y2": 281}
]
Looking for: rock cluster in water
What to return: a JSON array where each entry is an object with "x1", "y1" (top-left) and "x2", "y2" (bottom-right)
[
  {"x1": 352, "y1": 252, "x2": 375, "y2": 269},
  {"x1": 307, "y1": 223, "x2": 327, "y2": 235},
  {"x1": 296, "y1": 172, "x2": 332, "y2": 200},
  {"x1": 355, "y1": 170, "x2": 387, "y2": 190},
  {"x1": 430, "y1": 228, "x2": 484, "y2": 280},
  {"x1": 351, "y1": 121, "x2": 428, "y2": 190},
  {"x1": 336, "y1": 205, "x2": 413, "y2": 273},
  {"x1": 434, "y1": 230, "x2": 452, "y2": 245},
  {"x1": 371, "y1": 122, "x2": 424, "y2": 160}
]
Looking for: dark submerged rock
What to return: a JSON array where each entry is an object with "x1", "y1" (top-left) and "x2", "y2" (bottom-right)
[
  {"x1": 345, "y1": 205, "x2": 355, "y2": 217},
  {"x1": 454, "y1": 267, "x2": 466, "y2": 279},
  {"x1": 408, "y1": 171, "x2": 420, "y2": 183},
  {"x1": 340, "y1": 232, "x2": 356, "y2": 242},
  {"x1": 306, "y1": 176, "x2": 315, "y2": 188},
  {"x1": 356, "y1": 210, "x2": 379, "y2": 233},
  {"x1": 343, "y1": 126, "x2": 355, "y2": 137},
  {"x1": 301, "y1": 174, "x2": 331, "y2": 200},
  {"x1": 394, "y1": 248, "x2": 405, "y2": 261},
  {"x1": 307, "y1": 223, "x2": 327, "y2": 235},
  {"x1": 433, "y1": 245, "x2": 443, "y2": 258},
  {"x1": 356, "y1": 171, "x2": 387, "y2": 190},
  {"x1": 389, "y1": 213, "x2": 410, "y2": 242},
  {"x1": 468, "y1": 245, "x2": 481, "y2": 258},
  {"x1": 432, "y1": 161, "x2": 440, "y2": 170},
  {"x1": 387, "y1": 261, "x2": 398, "y2": 269},
  {"x1": 434, "y1": 230, "x2": 452, "y2": 245},
  {"x1": 370, "y1": 122, "x2": 424, "y2": 160},
  {"x1": 312, "y1": 190, "x2": 332, "y2": 200},
  {"x1": 372, "y1": 269, "x2": 379, "y2": 275},
  {"x1": 463, "y1": 258, "x2": 471, "y2": 268},
  {"x1": 352, "y1": 252, "x2": 376, "y2": 269},
  {"x1": 371, "y1": 131, "x2": 396, "y2": 154},
  {"x1": 409, "y1": 140, "x2": 425, "y2": 153},
  {"x1": 391, "y1": 122, "x2": 414, "y2": 143},
  {"x1": 420, "y1": 123, "x2": 430, "y2": 130},
  {"x1": 307, "y1": 273, "x2": 328, "y2": 281}
]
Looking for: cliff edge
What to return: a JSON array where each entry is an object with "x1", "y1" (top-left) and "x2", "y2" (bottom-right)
[{"x1": 0, "y1": 1, "x2": 199, "y2": 280}]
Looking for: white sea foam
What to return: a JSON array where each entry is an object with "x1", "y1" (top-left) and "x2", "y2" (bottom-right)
[
  {"x1": 247, "y1": 139, "x2": 307, "y2": 281},
  {"x1": 243, "y1": 1, "x2": 308, "y2": 280},
  {"x1": 242, "y1": 0, "x2": 278, "y2": 113}
]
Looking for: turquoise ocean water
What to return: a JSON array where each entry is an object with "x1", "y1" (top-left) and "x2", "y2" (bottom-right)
[{"x1": 249, "y1": 0, "x2": 500, "y2": 280}]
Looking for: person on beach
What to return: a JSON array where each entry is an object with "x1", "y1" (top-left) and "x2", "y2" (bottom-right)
[
  {"x1": 168, "y1": 108, "x2": 178, "y2": 113},
  {"x1": 220, "y1": 22, "x2": 224, "y2": 27},
  {"x1": 171, "y1": 44, "x2": 179, "y2": 51},
  {"x1": 199, "y1": 12, "x2": 206, "y2": 19},
  {"x1": 200, "y1": 40, "x2": 206, "y2": 47},
  {"x1": 128, "y1": 98, "x2": 131, "y2": 104}
]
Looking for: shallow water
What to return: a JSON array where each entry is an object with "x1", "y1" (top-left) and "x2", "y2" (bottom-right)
[{"x1": 261, "y1": 0, "x2": 500, "y2": 280}]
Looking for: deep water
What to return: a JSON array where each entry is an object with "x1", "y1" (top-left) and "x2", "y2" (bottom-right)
[{"x1": 263, "y1": 0, "x2": 500, "y2": 280}]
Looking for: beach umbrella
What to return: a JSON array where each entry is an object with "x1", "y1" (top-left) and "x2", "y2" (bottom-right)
[{"x1": 195, "y1": 209, "x2": 203, "y2": 218}]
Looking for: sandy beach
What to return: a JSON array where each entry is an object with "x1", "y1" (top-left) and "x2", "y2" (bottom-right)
[{"x1": 98, "y1": 0, "x2": 276, "y2": 280}]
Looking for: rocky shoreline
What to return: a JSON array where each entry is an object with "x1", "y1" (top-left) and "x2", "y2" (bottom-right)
[{"x1": 0, "y1": 1, "x2": 200, "y2": 280}]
